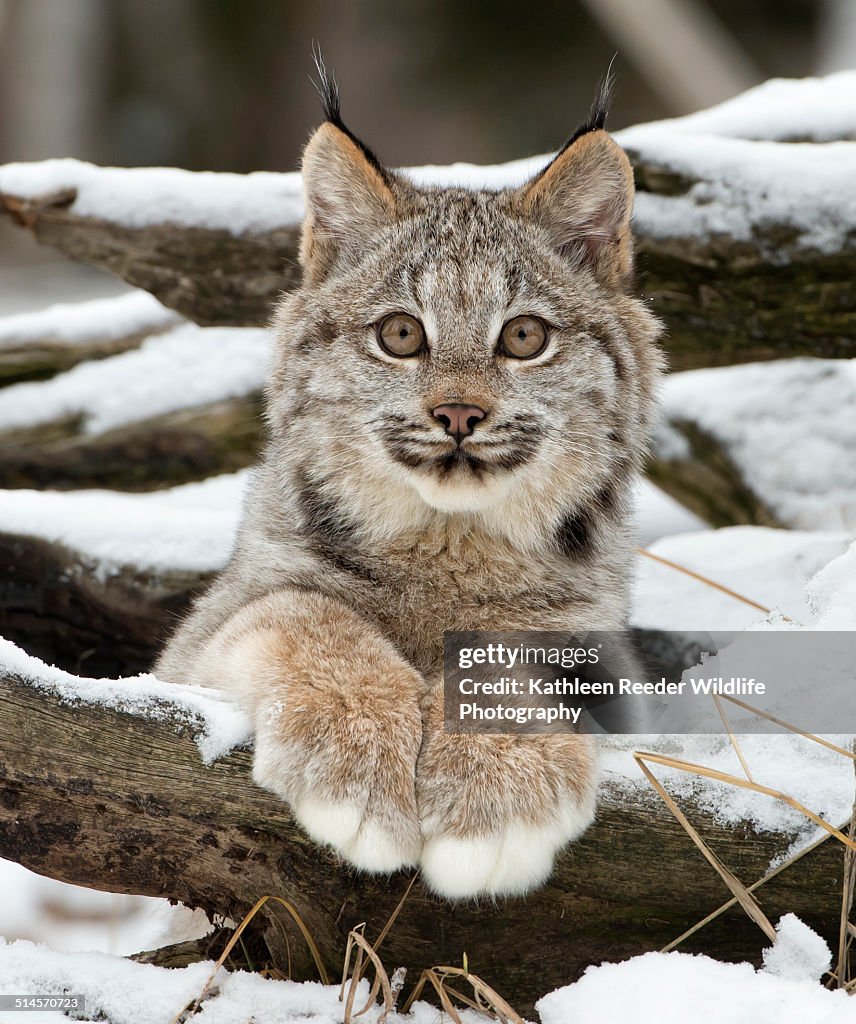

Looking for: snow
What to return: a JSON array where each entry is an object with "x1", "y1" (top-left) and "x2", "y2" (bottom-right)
[
  {"x1": 0, "y1": 159, "x2": 305, "y2": 235},
  {"x1": 0, "y1": 322, "x2": 271, "y2": 435},
  {"x1": 0, "y1": 472, "x2": 248, "y2": 576},
  {"x1": 623, "y1": 131, "x2": 856, "y2": 255},
  {"x1": 635, "y1": 70, "x2": 856, "y2": 142},
  {"x1": 0, "y1": 289, "x2": 180, "y2": 351},
  {"x1": 606, "y1": 529, "x2": 856, "y2": 839},
  {"x1": 0, "y1": 637, "x2": 251, "y2": 765},
  {"x1": 0, "y1": 859, "x2": 211, "y2": 958},
  {"x1": 0, "y1": 939, "x2": 215, "y2": 1024},
  {"x1": 602, "y1": 725, "x2": 856, "y2": 840},
  {"x1": 632, "y1": 525, "x2": 852, "y2": 631},
  {"x1": 633, "y1": 478, "x2": 707, "y2": 545},
  {"x1": 3, "y1": 73, "x2": 856, "y2": 259},
  {"x1": 807, "y1": 542, "x2": 856, "y2": 629},
  {"x1": 762, "y1": 914, "x2": 831, "y2": 983},
  {"x1": 537, "y1": 937, "x2": 854, "y2": 1024},
  {"x1": 658, "y1": 359, "x2": 856, "y2": 531},
  {"x1": 2, "y1": 928, "x2": 850, "y2": 1024},
  {"x1": 0, "y1": 940, "x2": 473, "y2": 1024}
]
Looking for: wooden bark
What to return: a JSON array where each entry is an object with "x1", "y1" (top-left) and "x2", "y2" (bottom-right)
[
  {"x1": 2, "y1": 161, "x2": 855, "y2": 371},
  {"x1": 630, "y1": 153, "x2": 856, "y2": 371},
  {"x1": 0, "y1": 531, "x2": 209, "y2": 678},
  {"x1": 0, "y1": 394, "x2": 263, "y2": 491},
  {"x1": 648, "y1": 421, "x2": 780, "y2": 529},
  {"x1": 0, "y1": 668, "x2": 844, "y2": 1017},
  {"x1": 0, "y1": 188, "x2": 301, "y2": 328},
  {"x1": 0, "y1": 330, "x2": 154, "y2": 387}
]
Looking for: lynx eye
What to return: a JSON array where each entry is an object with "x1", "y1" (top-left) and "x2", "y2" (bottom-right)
[
  {"x1": 500, "y1": 316, "x2": 548, "y2": 359},
  {"x1": 376, "y1": 313, "x2": 426, "y2": 357}
]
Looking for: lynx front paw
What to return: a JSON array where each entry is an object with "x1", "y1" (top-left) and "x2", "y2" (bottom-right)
[
  {"x1": 416, "y1": 730, "x2": 597, "y2": 899},
  {"x1": 419, "y1": 795, "x2": 594, "y2": 898},
  {"x1": 292, "y1": 793, "x2": 419, "y2": 872},
  {"x1": 253, "y1": 692, "x2": 423, "y2": 875}
]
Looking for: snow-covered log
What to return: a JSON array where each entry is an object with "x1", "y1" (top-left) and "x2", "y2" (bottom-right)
[
  {"x1": 0, "y1": 475, "x2": 244, "y2": 675},
  {"x1": 0, "y1": 292, "x2": 181, "y2": 386},
  {"x1": 0, "y1": 323, "x2": 269, "y2": 490},
  {"x1": 0, "y1": 394, "x2": 262, "y2": 491},
  {"x1": 649, "y1": 358, "x2": 856, "y2": 530},
  {"x1": 0, "y1": 646, "x2": 846, "y2": 1017},
  {"x1": 2, "y1": 74, "x2": 856, "y2": 370}
]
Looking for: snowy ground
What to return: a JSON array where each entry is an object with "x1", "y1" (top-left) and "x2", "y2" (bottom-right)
[{"x1": 2, "y1": 913, "x2": 853, "y2": 1024}]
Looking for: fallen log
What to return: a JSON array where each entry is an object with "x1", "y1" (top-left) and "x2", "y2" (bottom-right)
[
  {"x1": 0, "y1": 467, "x2": 247, "y2": 676},
  {"x1": 0, "y1": 291, "x2": 182, "y2": 386},
  {"x1": 0, "y1": 662, "x2": 845, "y2": 1017},
  {"x1": 0, "y1": 394, "x2": 262, "y2": 491},
  {"x1": 0, "y1": 321, "x2": 269, "y2": 490},
  {"x1": 648, "y1": 422, "x2": 781, "y2": 529},
  {"x1": 649, "y1": 357, "x2": 856, "y2": 531},
  {"x1": 0, "y1": 531, "x2": 210, "y2": 677},
  {"x1": 0, "y1": 181, "x2": 302, "y2": 329}
]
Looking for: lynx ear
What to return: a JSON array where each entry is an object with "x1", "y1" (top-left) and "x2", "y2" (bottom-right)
[
  {"x1": 518, "y1": 118, "x2": 635, "y2": 288},
  {"x1": 300, "y1": 120, "x2": 397, "y2": 282}
]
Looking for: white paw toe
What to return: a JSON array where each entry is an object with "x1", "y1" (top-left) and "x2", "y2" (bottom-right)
[
  {"x1": 420, "y1": 834, "x2": 501, "y2": 898},
  {"x1": 294, "y1": 795, "x2": 417, "y2": 874},
  {"x1": 346, "y1": 820, "x2": 419, "y2": 873},
  {"x1": 484, "y1": 821, "x2": 556, "y2": 896},
  {"x1": 293, "y1": 794, "x2": 363, "y2": 850},
  {"x1": 421, "y1": 795, "x2": 595, "y2": 899}
]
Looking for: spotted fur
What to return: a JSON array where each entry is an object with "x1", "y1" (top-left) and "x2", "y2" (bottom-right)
[{"x1": 157, "y1": 83, "x2": 664, "y2": 898}]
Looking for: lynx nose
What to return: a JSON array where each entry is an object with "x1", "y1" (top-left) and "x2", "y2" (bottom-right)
[{"x1": 431, "y1": 403, "x2": 486, "y2": 444}]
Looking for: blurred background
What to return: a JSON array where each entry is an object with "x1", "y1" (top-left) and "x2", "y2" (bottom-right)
[{"x1": 1, "y1": 0, "x2": 855, "y2": 314}]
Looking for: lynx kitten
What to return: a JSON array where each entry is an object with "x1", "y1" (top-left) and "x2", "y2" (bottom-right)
[{"x1": 157, "y1": 68, "x2": 663, "y2": 898}]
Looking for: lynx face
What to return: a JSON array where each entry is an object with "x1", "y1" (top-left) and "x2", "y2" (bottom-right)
[{"x1": 267, "y1": 88, "x2": 662, "y2": 547}]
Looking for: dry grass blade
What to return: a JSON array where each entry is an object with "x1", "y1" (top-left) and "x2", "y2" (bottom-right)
[
  {"x1": 339, "y1": 873, "x2": 418, "y2": 1021},
  {"x1": 713, "y1": 693, "x2": 754, "y2": 782},
  {"x1": 634, "y1": 753, "x2": 777, "y2": 943},
  {"x1": 404, "y1": 969, "x2": 465, "y2": 1023},
  {"x1": 636, "y1": 547, "x2": 785, "y2": 617},
  {"x1": 403, "y1": 964, "x2": 525, "y2": 1024},
  {"x1": 637, "y1": 750, "x2": 856, "y2": 852},
  {"x1": 339, "y1": 925, "x2": 365, "y2": 1020},
  {"x1": 835, "y1": 741, "x2": 856, "y2": 989},
  {"x1": 720, "y1": 695, "x2": 856, "y2": 762},
  {"x1": 340, "y1": 926, "x2": 393, "y2": 1023},
  {"x1": 171, "y1": 894, "x2": 330, "y2": 1024},
  {"x1": 662, "y1": 819, "x2": 845, "y2": 952},
  {"x1": 374, "y1": 872, "x2": 418, "y2": 952}
]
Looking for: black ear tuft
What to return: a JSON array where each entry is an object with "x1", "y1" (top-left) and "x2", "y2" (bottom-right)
[
  {"x1": 557, "y1": 60, "x2": 616, "y2": 152},
  {"x1": 308, "y1": 43, "x2": 388, "y2": 180},
  {"x1": 311, "y1": 42, "x2": 341, "y2": 125}
]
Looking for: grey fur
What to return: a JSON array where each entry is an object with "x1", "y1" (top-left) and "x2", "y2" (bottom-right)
[{"x1": 155, "y1": 99, "x2": 664, "y2": 895}]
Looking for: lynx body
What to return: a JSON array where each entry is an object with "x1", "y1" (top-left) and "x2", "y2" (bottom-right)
[{"x1": 157, "y1": 73, "x2": 663, "y2": 898}]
